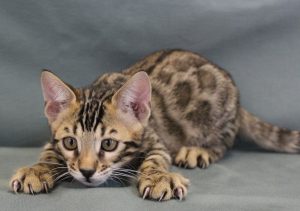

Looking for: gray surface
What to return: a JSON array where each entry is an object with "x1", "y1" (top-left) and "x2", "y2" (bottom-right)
[
  {"x1": 1, "y1": 0, "x2": 300, "y2": 210},
  {"x1": 1, "y1": 147, "x2": 300, "y2": 211}
]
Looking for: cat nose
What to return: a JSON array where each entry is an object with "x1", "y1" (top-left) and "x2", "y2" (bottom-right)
[{"x1": 79, "y1": 169, "x2": 95, "y2": 179}]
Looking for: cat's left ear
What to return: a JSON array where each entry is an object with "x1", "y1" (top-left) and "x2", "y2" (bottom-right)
[{"x1": 112, "y1": 71, "x2": 151, "y2": 126}]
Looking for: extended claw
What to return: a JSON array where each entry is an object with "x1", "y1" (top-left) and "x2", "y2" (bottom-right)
[
  {"x1": 43, "y1": 181, "x2": 49, "y2": 193},
  {"x1": 177, "y1": 161, "x2": 183, "y2": 167},
  {"x1": 12, "y1": 180, "x2": 21, "y2": 193},
  {"x1": 174, "y1": 187, "x2": 183, "y2": 201},
  {"x1": 28, "y1": 184, "x2": 34, "y2": 195},
  {"x1": 184, "y1": 163, "x2": 189, "y2": 169},
  {"x1": 158, "y1": 191, "x2": 167, "y2": 202},
  {"x1": 142, "y1": 187, "x2": 150, "y2": 199}
]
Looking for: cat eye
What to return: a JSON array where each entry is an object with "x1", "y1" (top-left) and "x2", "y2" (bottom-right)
[
  {"x1": 63, "y1": 137, "x2": 77, "y2": 150},
  {"x1": 101, "y1": 139, "x2": 118, "y2": 152}
]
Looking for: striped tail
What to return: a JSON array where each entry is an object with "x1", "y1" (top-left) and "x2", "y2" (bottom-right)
[{"x1": 238, "y1": 107, "x2": 300, "y2": 153}]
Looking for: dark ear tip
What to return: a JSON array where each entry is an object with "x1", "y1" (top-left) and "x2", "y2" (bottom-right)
[{"x1": 41, "y1": 69, "x2": 52, "y2": 73}]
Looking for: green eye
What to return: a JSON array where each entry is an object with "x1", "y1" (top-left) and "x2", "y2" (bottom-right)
[
  {"x1": 63, "y1": 137, "x2": 77, "y2": 150},
  {"x1": 101, "y1": 139, "x2": 118, "y2": 152}
]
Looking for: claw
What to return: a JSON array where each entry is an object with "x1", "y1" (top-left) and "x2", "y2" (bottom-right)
[
  {"x1": 28, "y1": 184, "x2": 34, "y2": 195},
  {"x1": 12, "y1": 180, "x2": 21, "y2": 193},
  {"x1": 184, "y1": 163, "x2": 189, "y2": 169},
  {"x1": 142, "y1": 187, "x2": 150, "y2": 199},
  {"x1": 158, "y1": 191, "x2": 167, "y2": 202},
  {"x1": 43, "y1": 181, "x2": 49, "y2": 193},
  {"x1": 178, "y1": 161, "x2": 182, "y2": 167},
  {"x1": 174, "y1": 188, "x2": 183, "y2": 201}
]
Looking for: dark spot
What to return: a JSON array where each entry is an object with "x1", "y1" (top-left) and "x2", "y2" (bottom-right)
[
  {"x1": 193, "y1": 70, "x2": 217, "y2": 91},
  {"x1": 64, "y1": 127, "x2": 70, "y2": 133},
  {"x1": 277, "y1": 128, "x2": 293, "y2": 147},
  {"x1": 173, "y1": 82, "x2": 192, "y2": 109},
  {"x1": 173, "y1": 56, "x2": 206, "y2": 72},
  {"x1": 152, "y1": 89, "x2": 186, "y2": 141},
  {"x1": 144, "y1": 50, "x2": 174, "y2": 75},
  {"x1": 156, "y1": 70, "x2": 173, "y2": 84},
  {"x1": 186, "y1": 100, "x2": 212, "y2": 125}
]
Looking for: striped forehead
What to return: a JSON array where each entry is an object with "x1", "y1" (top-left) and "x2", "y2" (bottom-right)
[{"x1": 76, "y1": 89, "x2": 113, "y2": 133}]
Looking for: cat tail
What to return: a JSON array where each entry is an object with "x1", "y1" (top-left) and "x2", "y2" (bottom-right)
[{"x1": 238, "y1": 107, "x2": 300, "y2": 153}]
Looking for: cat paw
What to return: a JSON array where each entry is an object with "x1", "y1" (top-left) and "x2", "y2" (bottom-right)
[
  {"x1": 9, "y1": 165, "x2": 54, "y2": 194},
  {"x1": 138, "y1": 171, "x2": 189, "y2": 201},
  {"x1": 175, "y1": 146, "x2": 214, "y2": 169}
]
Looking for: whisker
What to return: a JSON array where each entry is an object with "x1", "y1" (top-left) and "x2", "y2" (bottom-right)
[
  {"x1": 54, "y1": 172, "x2": 70, "y2": 183},
  {"x1": 39, "y1": 161, "x2": 65, "y2": 166},
  {"x1": 113, "y1": 171, "x2": 139, "y2": 177},
  {"x1": 112, "y1": 168, "x2": 146, "y2": 177},
  {"x1": 111, "y1": 173, "x2": 138, "y2": 180},
  {"x1": 110, "y1": 176, "x2": 125, "y2": 186},
  {"x1": 50, "y1": 167, "x2": 68, "y2": 173},
  {"x1": 55, "y1": 174, "x2": 72, "y2": 184},
  {"x1": 51, "y1": 171, "x2": 67, "y2": 178}
]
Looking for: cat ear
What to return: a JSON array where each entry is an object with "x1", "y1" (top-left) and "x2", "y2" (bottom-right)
[
  {"x1": 112, "y1": 71, "x2": 151, "y2": 126},
  {"x1": 41, "y1": 70, "x2": 76, "y2": 122}
]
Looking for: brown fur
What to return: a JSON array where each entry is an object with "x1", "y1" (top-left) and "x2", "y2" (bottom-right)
[{"x1": 9, "y1": 49, "x2": 300, "y2": 201}]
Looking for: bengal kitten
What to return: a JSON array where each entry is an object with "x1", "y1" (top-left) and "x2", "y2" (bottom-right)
[{"x1": 9, "y1": 50, "x2": 300, "y2": 201}]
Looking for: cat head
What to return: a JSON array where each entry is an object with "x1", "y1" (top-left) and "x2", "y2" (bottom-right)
[{"x1": 41, "y1": 70, "x2": 151, "y2": 186}]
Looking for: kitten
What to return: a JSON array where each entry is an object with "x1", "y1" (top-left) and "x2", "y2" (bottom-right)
[{"x1": 9, "y1": 49, "x2": 300, "y2": 201}]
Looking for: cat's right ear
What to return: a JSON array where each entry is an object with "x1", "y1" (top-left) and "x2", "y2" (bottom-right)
[{"x1": 41, "y1": 70, "x2": 77, "y2": 123}]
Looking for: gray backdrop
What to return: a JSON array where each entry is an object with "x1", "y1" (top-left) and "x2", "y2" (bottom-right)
[
  {"x1": 1, "y1": 1, "x2": 300, "y2": 211},
  {"x1": 0, "y1": 0, "x2": 300, "y2": 147}
]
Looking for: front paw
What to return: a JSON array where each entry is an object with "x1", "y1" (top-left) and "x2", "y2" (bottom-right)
[
  {"x1": 137, "y1": 171, "x2": 189, "y2": 201},
  {"x1": 9, "y1": 165, "x2": 54, "y2": 194}
]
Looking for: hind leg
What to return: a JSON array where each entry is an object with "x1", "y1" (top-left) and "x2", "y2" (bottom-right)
[{"x1": 174, "y1": 145, "x2": 227, "y2": 169}]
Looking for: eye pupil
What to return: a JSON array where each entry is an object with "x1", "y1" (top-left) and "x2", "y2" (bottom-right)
[
  {"x1": 106, "y1": 140, "x2": 111, "y2": 146},
  {"x1": 63, "y1": 137, "x2": 77, "y2": 150}
]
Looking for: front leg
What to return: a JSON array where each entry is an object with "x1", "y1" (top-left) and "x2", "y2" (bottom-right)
[
  {"x1": 9, "y1": 143, "x2": 67, "y2": 194},
  {"x1": 137, "y1": 140, "x2": 189, "y2": 201}
]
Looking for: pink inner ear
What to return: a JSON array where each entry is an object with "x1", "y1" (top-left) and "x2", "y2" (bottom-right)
[
  {"x1": 41, "y1": 71, "x2": 74, "y2": 120},
  {"x1": 118, "y1": 71, "x2": 151, "y2": 122},
  {"x1": 46, "y1": 102, "x2": 65, "y2": 119},
  {"x1": 42, "y1": 76, "x2": 72, "y2": 103}
]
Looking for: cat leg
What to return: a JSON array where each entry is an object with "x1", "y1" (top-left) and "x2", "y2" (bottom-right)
[
  {"x1": 174, "y1": 144, "x2": 227, "y2": 169},
  {"x1": 137, "y1": 142, "x2": 189, "y2": 201},
  {"x1": 9, "y1": 143, "x2": 66, "y2": 194}
]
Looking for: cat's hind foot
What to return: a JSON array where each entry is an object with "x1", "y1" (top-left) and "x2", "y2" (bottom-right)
[{"x1": 174, "y1": 146, "x2": 216, "y2": 169}]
